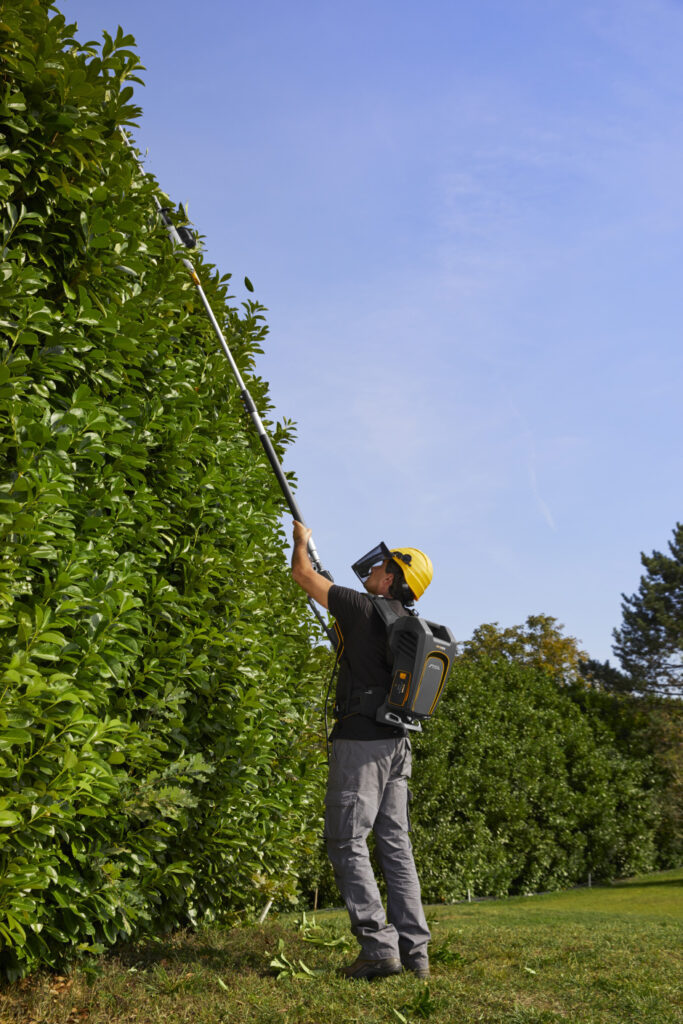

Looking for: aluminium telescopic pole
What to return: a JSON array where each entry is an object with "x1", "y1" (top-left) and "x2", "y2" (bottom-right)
[{"x1": 119, "y1": 130, "x2": 335, "y2": 637}]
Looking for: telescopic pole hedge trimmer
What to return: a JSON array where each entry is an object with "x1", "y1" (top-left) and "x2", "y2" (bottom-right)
[
  {"x1": 120, "y1": 130, "x2": 335, "y2": 641},
  {"x1": 119, "y1": 133, "x2": 457, "y2": 752}
]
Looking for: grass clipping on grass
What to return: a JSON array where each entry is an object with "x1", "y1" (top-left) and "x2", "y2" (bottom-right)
[{"x1": 1, "y1": 868, "x2": 681, "y2": 1024}]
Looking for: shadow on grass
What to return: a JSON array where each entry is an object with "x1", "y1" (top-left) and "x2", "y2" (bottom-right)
[
  {"x1": 112, "y1": 921, "x2": 293, "y2": 977},
  {"x1": 614, "y1": 877, "x2": 683, "y2": 889}
]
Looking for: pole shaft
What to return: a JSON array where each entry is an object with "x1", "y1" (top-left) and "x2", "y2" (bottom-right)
[{"x1": 119, "y1": 130, "x2": 329, "y2": 580}]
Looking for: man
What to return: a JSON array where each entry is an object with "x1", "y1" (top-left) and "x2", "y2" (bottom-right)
[{"x1": 291, "y1": 520, "x2": 432, "y2": 981}]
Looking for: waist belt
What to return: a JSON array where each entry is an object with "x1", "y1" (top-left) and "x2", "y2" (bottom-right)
[{"x1": 338, "y1": 686, "x2": 387, "y2": 720}]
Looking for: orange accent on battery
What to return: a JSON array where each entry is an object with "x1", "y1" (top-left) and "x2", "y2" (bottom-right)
[{"x1": 391, "y1": 670, "x2": 412, "y2": 707}]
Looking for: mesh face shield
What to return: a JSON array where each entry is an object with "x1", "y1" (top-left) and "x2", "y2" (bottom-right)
[{"x1": 351, "y1": 542, "x2": 392, "y2": 585}]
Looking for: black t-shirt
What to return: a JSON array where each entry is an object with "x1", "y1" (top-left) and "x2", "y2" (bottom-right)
[{"x1": 328, "y1": 584, "x2": 406, "y2": 741}]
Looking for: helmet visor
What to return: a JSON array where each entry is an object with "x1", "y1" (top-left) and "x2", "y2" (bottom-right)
[{"x1": 351, "y1": 542, "x2": 391, "y2": 584}]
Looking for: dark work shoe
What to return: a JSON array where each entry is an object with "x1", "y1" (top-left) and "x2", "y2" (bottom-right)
[
  {"x1": 402, "y1": 960, "x2": 430, "y2": 979},
  {"x1": 341, "y1": 956, "x2": 403, "y2": 980}
]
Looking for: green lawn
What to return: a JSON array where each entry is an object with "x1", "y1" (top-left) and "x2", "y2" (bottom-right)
[{"x1": 2, "y1": 868, "x2": 681, "y2": 1024}]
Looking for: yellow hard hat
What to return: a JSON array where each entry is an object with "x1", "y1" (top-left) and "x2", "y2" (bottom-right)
[{"x1": 389, "y1": 547, "x2": 433, "y2": 600}]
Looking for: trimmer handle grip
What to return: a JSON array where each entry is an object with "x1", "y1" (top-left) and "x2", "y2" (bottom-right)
[{"x1": 318, "y1": 569, "x2": 334, "y2": 582}]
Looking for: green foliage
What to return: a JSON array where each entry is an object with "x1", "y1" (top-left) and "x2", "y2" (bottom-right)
[
  {"x1": 613, "y1": 521, "x2": 683, "y2": 695},
  {"x1": 0, "y1": 0, "x2": 323, "y2": 978},
  {"x1": 578, "y1": 657, "x2": 633, "y2": 693},
  {"x1": 567, "y1": 687, "x2": 683, "y2": 870},
  {"x1": 409, "y1": 656, "x2": 659, "y2": 902},
  {"x1": 394, "y1": 984, "x2": 437, "y2": 1020},
  {"x1": 296, "y1": 910, "x2": 351, "y2": 950},
  {"x1": 429, "y1": 932, "x2": 470, "y2": 966},
  {"x1": 267, "y1": 937, "x2": 321, "y2": 980},
  {"x1": 462, "y1": 614, "x2": 588, "y2": 684}
]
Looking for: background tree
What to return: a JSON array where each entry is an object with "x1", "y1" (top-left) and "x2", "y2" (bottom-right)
[
  {"x1": 612, "y1": 522, "x2": 683, "y2": 695},
  {"x1": 462, "y1": 613, "x2": 588, "y2": 685},
  {"x1": 578, "y1": 658, "x2": 635, "y2": 693}
]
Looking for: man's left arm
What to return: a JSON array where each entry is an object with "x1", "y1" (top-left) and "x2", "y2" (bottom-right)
[{"x1": 291, "y1": 520, "x2": 334, "y2": 609}]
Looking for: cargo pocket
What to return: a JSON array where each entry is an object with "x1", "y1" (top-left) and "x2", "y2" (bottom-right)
[{"x1": 324, "y1": 790, "x2": 358, "y2": 840}]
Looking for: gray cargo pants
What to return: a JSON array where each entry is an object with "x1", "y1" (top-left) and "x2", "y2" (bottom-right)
[{"x1": 324, "y1": 736, "x2": 430, "y2": 965}]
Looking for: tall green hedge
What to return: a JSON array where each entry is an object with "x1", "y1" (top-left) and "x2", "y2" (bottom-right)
[{"x1": 0, "y1": 1, "x2": 323, "y2": 979}]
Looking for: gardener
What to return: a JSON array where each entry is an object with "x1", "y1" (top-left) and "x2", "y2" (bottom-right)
[{"x1": 291, "y1": 520, "x2": 433, "y2": 980}]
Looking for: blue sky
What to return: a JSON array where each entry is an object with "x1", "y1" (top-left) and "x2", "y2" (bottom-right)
[{"x1": 64, "y1": 0, "x2": 683, "y2": 662}]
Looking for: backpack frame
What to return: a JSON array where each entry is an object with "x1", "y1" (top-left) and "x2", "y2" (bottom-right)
[{"x1": 369, "y1": 597, "x2": 457, "y2": 732}]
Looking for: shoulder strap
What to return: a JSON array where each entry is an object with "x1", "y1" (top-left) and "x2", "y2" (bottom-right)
[{"x1": 367, "y1": 595, "x2": 401, "y2": 628}]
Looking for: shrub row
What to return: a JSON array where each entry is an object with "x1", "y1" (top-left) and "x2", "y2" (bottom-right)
[{"x1": 411, "y1": 658, "x2": 660, "y2": 902}]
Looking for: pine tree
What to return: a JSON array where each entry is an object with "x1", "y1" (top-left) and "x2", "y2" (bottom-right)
[{"x1": 612, "y1": 523, "x2": 683, "y2": 695}]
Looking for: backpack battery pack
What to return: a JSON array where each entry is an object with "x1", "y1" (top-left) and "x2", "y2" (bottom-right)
[{"x1": 370, "y1": 599, "x2": 457, "y2": 732}]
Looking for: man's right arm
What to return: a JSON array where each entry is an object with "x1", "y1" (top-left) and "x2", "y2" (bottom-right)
[{"x1": 291, "y1": 520, "x2": 334, "y2": 609}]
